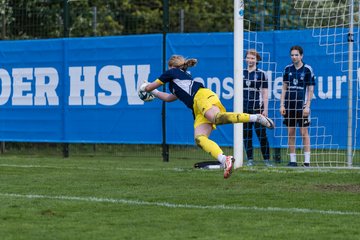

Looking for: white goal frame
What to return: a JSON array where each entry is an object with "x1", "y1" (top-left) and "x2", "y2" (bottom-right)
[{"x1": 233, "y1": 0, "x2": 244, "y2": 169}]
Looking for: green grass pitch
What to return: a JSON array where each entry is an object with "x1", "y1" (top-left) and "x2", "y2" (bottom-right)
[{"x1": 0, "y1": 154, "x2": 359, "y2": 240}]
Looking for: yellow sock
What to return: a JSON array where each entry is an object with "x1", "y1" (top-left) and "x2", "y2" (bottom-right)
[
  {"x1": 195, "y1": 135, "x2": 223, "y2": 160},
  {"x1": 214, "y1": 112, "x2": 250, "y2": 125}
]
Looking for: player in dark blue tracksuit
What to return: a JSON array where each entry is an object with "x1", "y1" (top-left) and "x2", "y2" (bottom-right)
[
  {"x1": 243, "y1": 49, "x2": 271, "y2": 167},
  {"x1": 280, "y1": 45, "x2": 315, "y2": 167}
]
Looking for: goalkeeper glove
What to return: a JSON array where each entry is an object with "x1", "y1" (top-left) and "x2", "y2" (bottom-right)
[{"x1": 139, "y1": 81, "x2": 150, "y2": 92}]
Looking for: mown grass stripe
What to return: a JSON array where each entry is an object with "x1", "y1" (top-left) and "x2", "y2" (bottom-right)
[
  {"x1": 1, "y1": 163, "x2": 360, "y2": 173},
  {"x1": 0, "y1": 163, "x2": 183, "y2": 172},
  {"x1": 1, "y1": 192, "x2": 359, "y2": 216}
]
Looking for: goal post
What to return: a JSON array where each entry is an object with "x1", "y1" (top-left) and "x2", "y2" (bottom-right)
[
  {"x1": 233, "y1": 0, "x2": 244, "y2": 169},
  {"x1": 347, "y1": 0, "x2": 354, "y2": 167}
]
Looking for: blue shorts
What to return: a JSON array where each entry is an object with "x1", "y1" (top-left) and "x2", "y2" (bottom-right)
[{"x1": 283, "y1": 109, "x2": 310, "y2": 127}]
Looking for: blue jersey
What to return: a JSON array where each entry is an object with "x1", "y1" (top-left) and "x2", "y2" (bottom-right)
[
  {"x1": 157, "y1": 68, "x2": 204, "y2": 110},
  {"x1": 283, "y1": 63, "x2": 315, "y2": 110},
  {"x1": 243, "y1": 68, "x2": 268, "y2": 112}
]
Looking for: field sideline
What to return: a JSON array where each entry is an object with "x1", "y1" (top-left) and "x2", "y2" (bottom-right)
[{"x1": 0, "y1": 155, "x2": 359, "y2": 240}]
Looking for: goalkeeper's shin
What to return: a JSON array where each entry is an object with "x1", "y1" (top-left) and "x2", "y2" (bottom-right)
[
  {"x1": 214, "y1": 112, "x2": 250, "y2": 125},
  {"x1": 195, "y1": 135, "x2": 223, "y2": 160}
]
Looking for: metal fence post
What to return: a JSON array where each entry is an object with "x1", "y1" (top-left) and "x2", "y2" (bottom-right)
[
  {"x1": 162, "y1": 0, "x2": 169, "y2": 162},
  {"x1": 63, "y1": 0, "x2": 69, "y2": 158}
]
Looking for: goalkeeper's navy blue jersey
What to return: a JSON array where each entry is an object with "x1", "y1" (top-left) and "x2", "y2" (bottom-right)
[
  {"x1": 243, "y1": 68, "x2": 268, "y2": 112},
  {"x1": 157, "y1": 68, "x2": 204, "y2": 109},
  {"x1": 283, "y1": 63, "x2": 315, "y2": 110}
]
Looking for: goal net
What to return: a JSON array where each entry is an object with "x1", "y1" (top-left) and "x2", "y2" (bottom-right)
[
  {"x1": 294, "y1": 0, "x2": 359, "y2": 166},
  {"x1": 237, "y1": 1, "x2": 359, "y2": 167}
]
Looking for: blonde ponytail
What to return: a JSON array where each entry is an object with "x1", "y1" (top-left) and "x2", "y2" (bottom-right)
[{"x1": 168, "y1": 55, "x2": 198, "y2": 70}]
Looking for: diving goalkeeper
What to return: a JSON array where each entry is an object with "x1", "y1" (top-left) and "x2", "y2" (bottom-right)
[{"x1": 139, "y1": 55, "x2": 274, "y2": 179}]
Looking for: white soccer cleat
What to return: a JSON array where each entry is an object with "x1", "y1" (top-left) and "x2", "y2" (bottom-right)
[
  {"x1": 224, "y1": 156, "x2": 235, "y2": 179},
  {"x1": 256, "y1": 114, "x2": 274, "y2": 129}
]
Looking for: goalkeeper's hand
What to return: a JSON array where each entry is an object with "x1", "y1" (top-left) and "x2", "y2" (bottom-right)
[
  {"x1": 139, "y1": 80, "x2": 160, "y2": 98},
  {"x1": 139, "y1": 81, "x2": 150, "y2": 92}
]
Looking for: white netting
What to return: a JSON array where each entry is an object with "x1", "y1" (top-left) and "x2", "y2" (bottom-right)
[
  {"x1": 294, "y1": 0, "x2": 360, "y2": 71},
  {"x1": 294, "y1": 0, "x2": 359, "y2": 164},
  {"x1": 243, "y1": 6, "x2": 350, "y2": 167}
]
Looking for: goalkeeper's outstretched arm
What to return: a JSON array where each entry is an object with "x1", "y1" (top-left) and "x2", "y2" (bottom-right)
[{"x1": 143, "y1": 80, "x2": 178, "y2": 102}]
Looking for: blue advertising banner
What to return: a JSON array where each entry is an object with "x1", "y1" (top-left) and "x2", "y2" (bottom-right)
[
  {"x1": 165, "y1": 31, "x2": 357, "y2": 150},
  {"x1": 0, "y1": 35, "x2": 163, "y2": 143},
  {"x1": 0, "y1": 30, "x2": 357, "y2": 149}
]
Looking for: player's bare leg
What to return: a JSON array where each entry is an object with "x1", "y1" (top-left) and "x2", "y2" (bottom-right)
[
  {"x1": 300, "y1": 126, "x2": 311, "y2": 167},
  {"x1": 287, "y1": 127, "x2": 297, "y2": 167}
]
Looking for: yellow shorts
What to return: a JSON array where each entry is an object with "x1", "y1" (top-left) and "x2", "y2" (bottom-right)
[{"x1": 193, "y1": 88, "x2": 226, "y2": 129}]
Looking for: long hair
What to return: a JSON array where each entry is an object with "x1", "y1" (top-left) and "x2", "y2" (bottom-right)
[{"x1": 168, "y1": 55, "x2": 197, "y2": 71}]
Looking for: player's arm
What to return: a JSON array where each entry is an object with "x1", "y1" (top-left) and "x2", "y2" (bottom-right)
[
  {"x1": 305, "y1": 85, "x2": 314, "y2": 108},
  {"x1": 303, "y1": 68, "x2": 315, "y2": 116},
  {"x1": 261, "y1": 88, "x2": 269, "y2": 116},
  {"x1": 144, "y1": 79, "x2": 178, "y2": 102},
  {"x1": 261, "y1": 72, "x2": 269, "y2": 116},
  {"x1": 279, "y1": 82, "x2": 288, "y2": 116},
  {"x1": 144, "y1": 80, "x2": 162, "y2": 92},
  {"x1": 304, "y1": 69, "x2": 315, "y2": 109},
  {"x1": 303, "y1": 85, "x2": 314, "y2": 117},
  {"x1": 153, "y1": 91, "x2": 178, "y2": 102}
]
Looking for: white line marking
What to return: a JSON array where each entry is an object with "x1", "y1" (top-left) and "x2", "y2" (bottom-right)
[
  {"x1": 1, "y1": 163, "x2": 359, "y2": 174},
  {"x1": 0, "y1": 164, "x2": 188, "y2": 172},
  {"x1": 0, "y1": 193, "x2": 359, "y2": 216}
]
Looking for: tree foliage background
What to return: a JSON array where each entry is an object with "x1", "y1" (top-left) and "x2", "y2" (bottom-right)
[{"x1": 0, "y1": 0, "x2": 352, "y2": 39}]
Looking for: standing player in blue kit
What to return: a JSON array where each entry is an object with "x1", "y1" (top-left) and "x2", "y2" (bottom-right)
[
  {"x1": 280, "y1": 46, "x2": 315, "y2": 167},
  {"x1": 243, "y1": 49, "x2": 272, "y2": 167}
]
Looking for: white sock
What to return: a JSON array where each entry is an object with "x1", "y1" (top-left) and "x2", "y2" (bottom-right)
[
  {"x1": 304, "y1": 152, "x2": 311, "y2": 163},
  {"x1": 249, "y1": 115, "x2": 258, "y2": 122},
  {"x1": 290, "y1": 153, "x2": 296, "y2": 163},
  {"x1": 217, "y1": 154, "x2": 226, "y2": 165}
]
